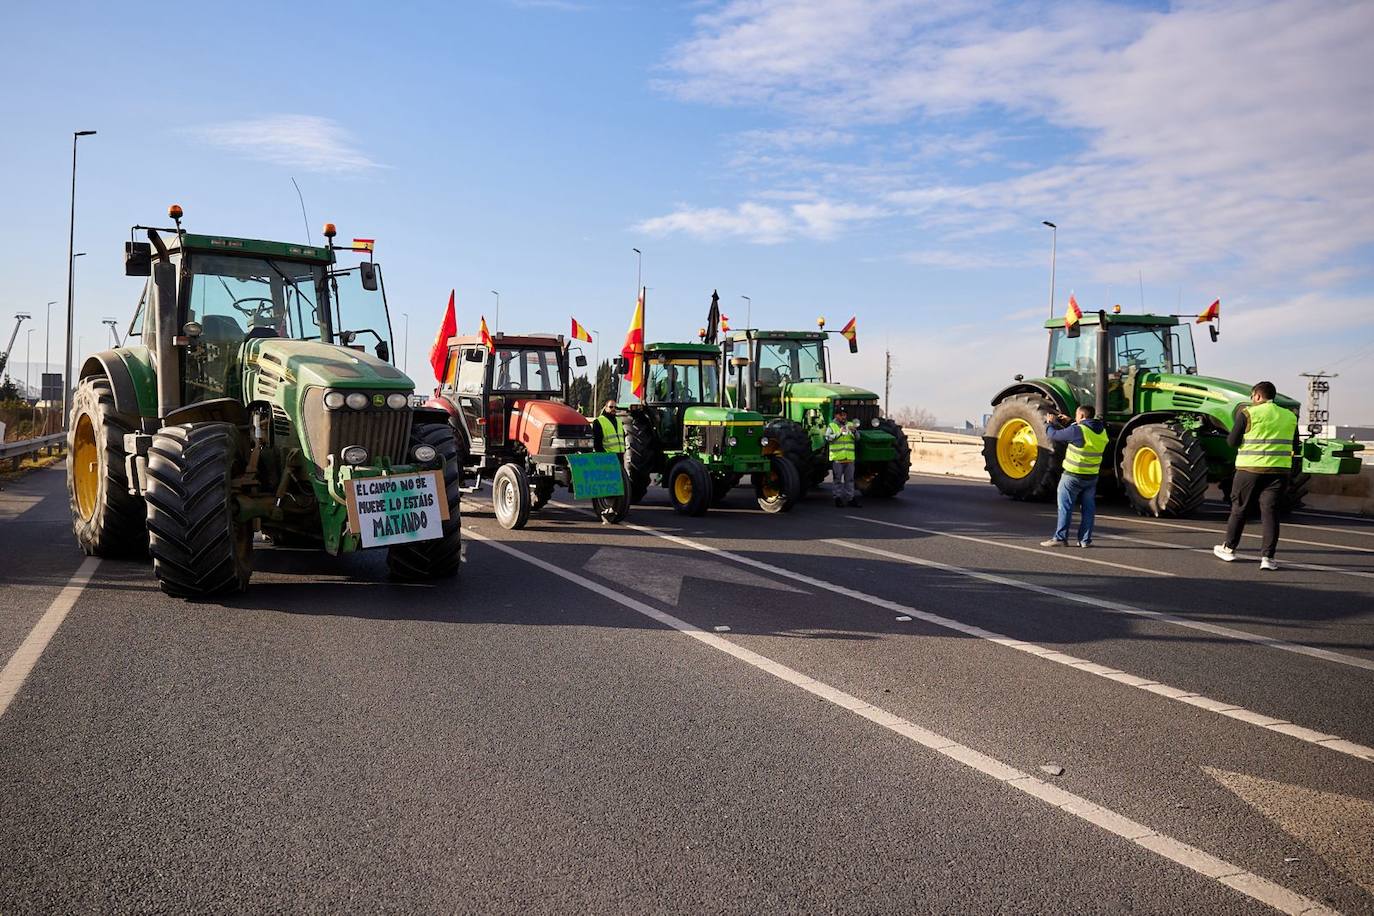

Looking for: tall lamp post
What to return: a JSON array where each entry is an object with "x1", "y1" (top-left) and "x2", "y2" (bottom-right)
[
  {"x1": 401, "y1": 312, "x2": 409, "y2": 378},
  {"x1": 64, "y1": 129, "x2": 97, "y2": 430},
  {"x1": 632, "y1": 248, "x2": 642, "y2": 297},
  {"x1": 1042, "y1": 220, "x2": 1057, "y2": 319},
  {"x1": 25, "y1": 327, "x2": 34, "y2": 399},
  {"x1": 490, "y1": 291, "x2": 500, "y2": 335},
  {"x1": 44, "y1": 299, "x2": 57, "y2": 392}
]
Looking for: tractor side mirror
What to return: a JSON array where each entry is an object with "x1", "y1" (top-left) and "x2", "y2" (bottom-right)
[
  {"x1": 847, "y1": 338, "x2": 858, "y2": 354},
  {"x1": 1066, "y1": 323, "x2": 1081, "y2": 339},
  {"x1": 125, "y1": 241, "x2": 152, "y2": 277},
  {"x1": 1209, "y1": 325, "x2": 1219, "y2": 343},
  {"x1": 729, "y1": 356, "x2": 750, "y2": 368},
  {"x1": 613, "y1": 357, "x2": 629, "y2": 374},
  {"x1": 375, "y1": 341, "x2": 390, "y2": 362},
  {"x1": 465, "y1": 348, "x2": 484, "y2": 362},
  {"x1": 359, "y1": 261, "x2": 379, "y2": 291},
  {"x1": 575, "y1": 354, "x2": 588, "y2": 367}
]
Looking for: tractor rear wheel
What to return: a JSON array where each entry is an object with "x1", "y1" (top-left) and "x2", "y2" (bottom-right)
[
  {"x1": 710, "y1": 472, "x2": 741, "y2": 505},
  {"x1": 625, "y1": 412, "x2": 660, "y2": 504},
  {"x1": 1120, "y1": 423, "x2": 1208, "y2": 518},
  {"x1": 983, "y1": 394, "x2": 1062, "y2": 501},
  {"x1": 67, "y1": 376, "x2": 148, "y2": 558},
  {"x1": 667, "y1": 458, "x2": 712, "y2": 516},
  {"x1": 765, "y1": 419, "x2": 814, "y2": 492},
  {"x1": 857, "y1": 418, "x2": 913, "y2": 498},
  {"x1": 387, "y1": 423, "x2": 464, "y2": 580},
  {"x1": 753, "y1": 455, "x2": 801, "y2": 513},
  {"x1": 492, "y1": 462, "x2": 532, "y2": 530},
  {"x1": 145, "y1": 422, "x2": 252, "y2": 598}
]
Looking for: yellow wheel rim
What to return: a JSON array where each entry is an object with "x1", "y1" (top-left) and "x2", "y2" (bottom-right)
[
  {"x1": 72, "y1": 414, "x2": 100, "y2": 521},
  {"x1": 1133, "y1": 446, "x2": 1163, "y2": 500},
  {"x1": 673, "y1": 472, "x2": 694, "y2": 504},
  {"x1": 995, "y1": 418, "x2": 1039, "y2": 479},
  {"x1": 761, "y1": 473, "x2": 780, "y2": 500}
]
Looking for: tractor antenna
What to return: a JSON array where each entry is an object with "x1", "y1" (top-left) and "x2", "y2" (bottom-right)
[
  {"x1": 1137, "y1": 270, "x2": 1145, "y2": 313},
  {"x1": 291, "y1": 177, "x2": 312, "y2": 244}
]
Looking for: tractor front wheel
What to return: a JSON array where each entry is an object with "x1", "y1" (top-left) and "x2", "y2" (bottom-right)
[
  {"x1": 753, "y1": 455, "x2": 801, "y2": 513},
  {"x1": 625, "y1": 412, "x2": 660, "y2": 504},
  {"x1": 1119, "y1": 423, "x2": 1208, "y2": 518},
  {"x1": 492, "y1": 462, "x2": 532, "y2": 530},
  {"x1": 387, "y1": 423, "x2": 464, "y2": 580},
  {"x1": 67, "y1": 376, "x2": 147, "y2": 558},
  {"x1": 667, "y1": 458, "x2": 712, "y2": 516},
  {"x1": 857, "y1": 417, "x2": 913, "y2": 498},
  {"x1": 764, "y1": 420, "x2": 814, "y2": 492},
  {"x1": 592, "y1": 469, "x2": 631, "y2": 524},
  {"x1": 983, "y1": 394, "x2": 1062, "y2": 501},
  {"x1": 145, "y1": 422, "x2": 252, "y2": 598}
]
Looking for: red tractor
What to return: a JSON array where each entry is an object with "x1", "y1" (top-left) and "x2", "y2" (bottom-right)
[{"x1": 427, "y1": 332, "x2": 629, "y2": 529}]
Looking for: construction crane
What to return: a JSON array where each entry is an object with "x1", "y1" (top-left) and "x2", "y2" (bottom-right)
[{"x1": 2, "y1": 312, "x2": 31, "y2": 374}]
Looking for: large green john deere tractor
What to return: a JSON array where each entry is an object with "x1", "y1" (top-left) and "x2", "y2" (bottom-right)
[
  {"x1": 722, "y1": 328, "x2": 912, "y2": 497},
  {"x1": 67, "y1": 207, "x2": 463, "y2": 597},
  {"x1": 983, "y1": 310, "x2": 1363, "y2": 517},
  {"x1": 617, "y1": 341, "x2": 802, "y2": 515}
]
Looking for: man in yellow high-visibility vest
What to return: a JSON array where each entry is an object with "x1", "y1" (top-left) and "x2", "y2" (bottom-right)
[
  {"x1": 1214, "y1": 381, "x2": 1300, "y2": 571},
  {"x1": 825, "y1": 405, "x2": 860, "y2": 508},
  {"x1": 591, "y1": 399, "x2": 625, "y2": 455},
  {"x1": 1040, "y1": 405, "x2": 1107, "y2": 548}
]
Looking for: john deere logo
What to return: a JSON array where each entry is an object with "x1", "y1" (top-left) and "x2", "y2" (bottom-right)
[{"x1": 372, "y1": 394, "x2": 385, "y2": 407}]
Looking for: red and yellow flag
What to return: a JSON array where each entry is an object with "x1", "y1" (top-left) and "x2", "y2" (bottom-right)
[
  {"x1": 479, "y1": 315, "x2": 495, "y2": 353},
  {"x1": 1197, "y1": 299, "x2": 1220, "y2": 323},
  {"x1": 571, "y1": 317, "x2": 593, "y2": 343},
  {"x1": 720, "y1": 313, "x2": 731, "y2": 333},
  {"x1": 1064, "y1": 294, "x2": 1083, "y2": 329},
  {"x1": 351, "y1": 238, "x2": 375, "y2": 253},
  {"x1": 428, "y1": 290, "x2": 457, "y2": 382},
  {"x1": 840, "y1": 316, "x2": 858, "y2": 344},
  {"x1": 620, "y1": 288, "x2": 646, "y2": 400}
]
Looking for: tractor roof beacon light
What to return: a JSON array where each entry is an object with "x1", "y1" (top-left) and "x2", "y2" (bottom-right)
[
  {"x1": 817, "y1": 317, "x2": 826, "y2": 329},
  {"x1": 322, "y1": 222, "x2": 337, "y2": 240}
]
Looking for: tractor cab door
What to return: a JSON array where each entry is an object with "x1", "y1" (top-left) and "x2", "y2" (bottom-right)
[
  {"x1": 452, "y1": 345, "x2": 489, "y2": 453},
  {"x1": 1046, "y1": 327, "x2": 1099, "y2": 409},
  {"x1": 1108, "y1": 325, "x2": 1172, "y2": 412}
]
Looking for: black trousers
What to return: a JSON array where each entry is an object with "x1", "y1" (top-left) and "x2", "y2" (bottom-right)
[{"x1": 1224, "y1": 471, "x2": 1289, "y2": 558}]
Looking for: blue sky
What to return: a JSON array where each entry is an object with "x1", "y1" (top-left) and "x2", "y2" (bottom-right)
[{"x1": 3, "y1": 0, "x2": 1372, "y2": 424}]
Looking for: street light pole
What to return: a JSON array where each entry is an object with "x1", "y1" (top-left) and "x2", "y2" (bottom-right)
[
  {"x1": 632, "y1": 248, "x2": 642, "y2": 299},
  {"x1": 490, "y1": 290, "x2": 499, "y2": 335},
  {"x1": 64, "y1": 129, "x2": 96, "y2": 430},
  {"x1": 45, "y1": 300, "x2": 56, "y2": 390},
  {"x1": 402, "y1": 312, "x2": 410, "y2": 378},
  {"x1": 25, "y1": 327, "x2": 33, "y2": 399},
  {"x1": 1042, "y1": 221, "x2": 1057, "y2": 319}
]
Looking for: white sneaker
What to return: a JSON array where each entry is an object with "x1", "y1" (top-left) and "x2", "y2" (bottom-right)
[
  {"x1": 1213, "y1": 545, "x2": 1238, "y2": 562},
  {"x1": 1041, "y1": 539, "x2": 1066, "y2": 547},
  {"x1": 1260, "y1": 557, "x2": 1279, "y2": 571},
  {"x1": 1078, "y1": 540, "x2": 1091, "y2": 548}
]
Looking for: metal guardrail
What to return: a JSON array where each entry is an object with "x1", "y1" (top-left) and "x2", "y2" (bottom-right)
[{"x1": 0, "y1": 432, "x2": 66, "y2": 469}]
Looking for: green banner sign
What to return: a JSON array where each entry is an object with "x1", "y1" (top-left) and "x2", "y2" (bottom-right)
[{"x1": 567, "y1": 452, "x2": 625, "y2": 500}]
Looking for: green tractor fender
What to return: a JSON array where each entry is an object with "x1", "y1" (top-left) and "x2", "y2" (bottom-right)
[
  {"x1": 78, "y1": 348, "x2": 158, "y2": 420},
  {"x1": 990, "y1": 378, "x2": 1076, "y2": 414}
]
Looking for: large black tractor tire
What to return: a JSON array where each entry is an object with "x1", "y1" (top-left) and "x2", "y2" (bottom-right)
[
  {"x1": 710, "y1": 472, "x2": 741, "y2": 506},
  {"x1": 1119, "y1": 423, "x2": 1209, "y2": 518},
  {"x1": 765, "y1": 419, "x2": 814, "y2": 492},
  {"x1": 857, "y1": 417, "x2": 913, "y2": 498},
  {"x1": 491, "y1": 462, "x2": 532, "y2": 530},
  {"x1": 592, "y1": 469, "x2": 632, "y2": 524},
  {"x1": 145, "y1": 422, "x2": 253, "y2": 598},
  {"x1": 753, "y1": 455, "x2": 802, "y2": 513},
  {"x1": 67, "y1": 376, "x2": 148, "y2": 558},
  {"x1": 530, "y1": 477, "x2": 556, "y2": 511},
  {"x1": 624, "y1": 413, "x2": 660, "y2": 504},
  {"x1": 983, "y1": 394, "x2": 1063, "y2": 501},
  {"x1": 387, "y1": 422, "x2": 464, "y2": 580},
  {"x1": 667, "y1": 458, "x2": 712, "y2": 517}
]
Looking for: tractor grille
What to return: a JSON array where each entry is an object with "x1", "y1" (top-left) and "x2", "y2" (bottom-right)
[
  {"x1": 302, "y1": 389, "x2": 413, "y2": 467},
  {"x1": 698, "y1": 425, "x2": 725, "y2": 456},
  {"x1": 271, "y1": 405, "x2": 292, "y2": 438},
  {"x1": 834, "y1": 399, "x2": 880, "y2": 424}
]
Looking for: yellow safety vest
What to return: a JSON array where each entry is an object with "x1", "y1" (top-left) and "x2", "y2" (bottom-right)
[
  {"x1": 827, "y1": 421, "x2": 856, "y2": 462},
  {"x1": 1236, "y1": 401, "x2": 1297, "y2": 470},
  {"x1": 596, "y1": 414, "x2": 625, "y2": 454},
  {"x1": 1062, "y1": 423, "x2": 1107, "y2": 477}
]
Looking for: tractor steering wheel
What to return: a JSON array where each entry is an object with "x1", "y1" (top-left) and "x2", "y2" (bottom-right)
[
  {"x1": 1119, "y1": 348, "x2": 1145, "y2": 362},
  {"x1": 775, "y1": 366, "x2": 792, "y2": 382},
  {"x1": 231, "y1": 296, "x2": 280, "y2": 326}
]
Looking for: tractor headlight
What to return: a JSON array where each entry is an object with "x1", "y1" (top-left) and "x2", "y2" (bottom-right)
[
  {"x1": 341, "y1": 445, "x2": 369, "y2": 465},
  {"x1": 324, "y1": 390, "x2": 346, "y2": 409},
  {"x1": 552, "y1": 437, "x2": 594, "y2": 449},
  {"x1": 871, "y1": 418, "x2": 880, "y2": 427},
  {"x1": 413, "y1": 444, "x2": 438, "y2": 463},
  {"x1": 727, "y1": 436, "x2": 738, "y2": 447},
  {"x1": 345, "y1": 392, "x2": 369, "y2": 410},
  {"x1": 386, "y1": 392, "x2": 409, "y2": 410},
  {"x1": 760, "y1": 436, "x2": 770, "y2": 447}
]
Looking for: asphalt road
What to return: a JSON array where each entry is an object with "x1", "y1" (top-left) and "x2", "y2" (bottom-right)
[{"x1": 2, "y1": 465, "x2": 1372, "y2": 914}]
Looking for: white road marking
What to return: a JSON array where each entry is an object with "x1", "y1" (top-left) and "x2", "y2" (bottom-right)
[
  {"x1": 584, "y1": 545, "x2": 805, "y2": 605},
  {"x1": 0, "y1": 557, "x2": 100, "y2": 721},
  {"x1": 466, "y1": 529, "x2": 1338, "y2": 915},
  {"x1": 1100, "y1": 514, "x2": 1374, "y2": 556},
  {"x1": 845, "y1": 517, "x2": 1374, "y2": 672},
  {"x1": 1285, "y1": 519, "x2": 1374, "y2": 539},
  {"x1": 1095, "y1": 531, "x2": 1374, "y2": 582}
]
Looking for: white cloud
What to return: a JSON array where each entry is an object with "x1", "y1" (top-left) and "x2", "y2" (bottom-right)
[
  {"x1": 188, "y1": 115, "x2": 385, "y2": 174},
  {"x1": 636, "y1": 198, "x2": 883, "y2": 243}
]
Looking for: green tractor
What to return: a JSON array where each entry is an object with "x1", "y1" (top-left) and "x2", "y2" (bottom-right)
[
  {"x1": 722, "y1": 328, "x2": 912, "y2": 497},
  {"x1": 617, "y1": 342, "x2": 802, "y2": 515},
  {"x1": 983, "y1": 309, "x2": 1363, "y2": 516},
  {"x1": 67, "y1": 206, "x2": 463, "y2": 597}
]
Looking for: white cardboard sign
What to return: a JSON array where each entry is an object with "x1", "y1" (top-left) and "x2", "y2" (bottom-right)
[{"x1": 346, "y1": 470, "x2": 449, "y2": 548}]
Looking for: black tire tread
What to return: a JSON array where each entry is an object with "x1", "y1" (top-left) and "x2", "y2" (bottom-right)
[
  {"x1": 982, "y1": 394, "x2": 1062, "y2": 502},
  {"x1": 624, "y1": 411, "x2": 660, "y2": 504},
  {"x1": 387, "y1": 423, "x2": 464, "y2": 579},
  {"x1": 858, "y1": 417, "x2": 912, "y2": 498},
  {"x1": 765, "y1": 419, "x2": 813, "y2": 492},
  {"x1": 1120, "y1": 423, "x2": 1209, "y2": 518}
]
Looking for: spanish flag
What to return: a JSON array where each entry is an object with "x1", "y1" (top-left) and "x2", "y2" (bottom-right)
[
  {"x1": 720, "y1": 313, "x2": 731, "y2": 333},
  {"x1": 571, "y1": 318, "x2": 593, "y2": 343},
  {"x1": 840, "y1": 316, "x2": 858, "y2": 353},
  {"x1": 479, "y1": 315, "x2": 495, "y2": 353},
  {"x1": 1064, "y1": 294, "x2": 1083, "y2": 329},
  {"x1": 1197, "y1": 299, "x2": 1220, "y2": 323},
  {"x1": 428, "y1": 290, "x2": 457, "y2": 382},
  {"x1": 620, "y1": 288, "x2": 646, "y2": 400},
  {"x1": 352, "y1": 238, "x2": 375, "y2": 253}
]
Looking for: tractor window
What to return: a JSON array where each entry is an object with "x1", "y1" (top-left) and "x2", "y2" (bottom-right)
[
  {"x1": 1169, "y1": 325, "x2": 1198, "y2": 374},
  {"x1": 331, "y1": 264, "x2": 394, "y2": 363},
  {"x1": 1046, "y1": 328, "x2": 1098, "y2": 404},
  {"x1": 647, "y1": 358, "x2": 717, "y2": 404},
  {"x1": 756, "y1": 339, "x2": 825, "y2": 384},
  {"x1": 455, "y1": 348, "x2": 485, "y2": 394},
  {"x1": 1111, "y1": 326, "x2": 1170, "y2": 373},
  {"x1": 492, "y1": 348, "x2": 563, "y2": 393}
]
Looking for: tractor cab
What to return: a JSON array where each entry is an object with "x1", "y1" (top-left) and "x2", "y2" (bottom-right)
[
  {"x1": 442, "y1": 333, "x2": 579, "y2": 454},
  {"x1": 621, "y1": 342, "x2": 720, "y2": 449},
  {"x1": 1045, "y1": 313, "x2": 1198, "y2": 416},
  {"x1": 724, "y1": 330, "x2": 829, "y2": 415}
]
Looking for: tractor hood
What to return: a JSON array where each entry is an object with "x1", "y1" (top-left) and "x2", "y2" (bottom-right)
[
  {"x1": 785, "y1": 382, "x2": 879, "y2": 401},
  {"x1": 246, "y1": 338, "x2": 412, "y2": 391},
  {"x1": 683, "y1": 405, "x2": 766, "y2": 424},
  {"x1": 515, "y1": 398, "x2": 591, "y2": 430},
  {"x1": 1139, "y1": 372, "x2": 1301, "y2": 424}
]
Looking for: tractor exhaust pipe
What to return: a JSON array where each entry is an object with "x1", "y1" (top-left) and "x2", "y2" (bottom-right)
[{"x1": 1094, "y1": 311, "x2": 1109, "y2": 422}]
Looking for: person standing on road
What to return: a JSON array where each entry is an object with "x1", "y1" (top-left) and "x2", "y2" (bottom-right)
[
  {"x1": 1214, "y1": 381, "x2": 1300, "y2": 571},
  {"x1": 1041, "y1": 405, "x2": 1107, "y2": 548},
  {"x1": 826, "y1": 405, "x2": 860, "y2": 509},
  {"x1": 591, "y1": 399, "x2": 626, "y2": 524}
]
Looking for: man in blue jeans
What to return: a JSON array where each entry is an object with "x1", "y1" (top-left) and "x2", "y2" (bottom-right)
[{"x1": 1040, "y1": 405, "x2": 1107, "y2": 548}]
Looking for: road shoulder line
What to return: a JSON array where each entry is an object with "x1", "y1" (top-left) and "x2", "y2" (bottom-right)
[{"x1": 0, "y1": 556, "x2": 100, "y2": 721}]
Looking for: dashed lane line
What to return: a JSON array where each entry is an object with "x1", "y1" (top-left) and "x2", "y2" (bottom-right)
[
  {"x1": 0, "y1": 557, "x2": 100, "y2": 721},
  {"x1": 846, "y1": 516, "x2": 1374, "y2": 672},
  {"x1": 1091, "y1": 531, "x2": 1374, "y2": 582},
  {"x1": 465, "y1": 529, "x2": 1338, "y2": 915},
  {"x1": 1112, "y1": 515, "x2": 1374, "y2": 556}
]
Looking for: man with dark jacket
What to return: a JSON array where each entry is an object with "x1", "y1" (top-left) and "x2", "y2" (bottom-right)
[
  {"x1": 1214, "y1": 381, "x2": 1301, "y2": 571},
  {"x1": 1041, "y1": 406, "x2": 1107, "y2": 548}
]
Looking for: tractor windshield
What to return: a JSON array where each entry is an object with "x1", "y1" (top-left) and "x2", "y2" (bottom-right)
[
  {"x1": 492, "y1": 347, "x2": 564, "y2": 393},
  {"x1": 756, "y1": 338, "x2": 826, "y2": 384},
  {"x1": 1112, "y1": 325, "x2": 1175, "y2": 374},
  {"x1": 330, "y1": 265, "x2": 395, "y2": 363},
  {"x1": 647, "y1": 357, "x2": 717, "y2": 404}
]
